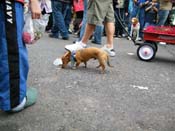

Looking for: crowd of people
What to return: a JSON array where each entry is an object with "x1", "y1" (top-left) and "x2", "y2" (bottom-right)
[{"x1": 45, "y1": 0, "x2": 174, "y2": 42}]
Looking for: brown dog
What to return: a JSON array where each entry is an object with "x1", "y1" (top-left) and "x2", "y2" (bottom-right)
[{"x1": 61, "y1": 47, "x2": 113, "y2": 73}]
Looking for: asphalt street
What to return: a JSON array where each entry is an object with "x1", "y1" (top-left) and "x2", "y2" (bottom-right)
[{"x1": 1, "y1": 34, "x2": 175, "y2": 131}]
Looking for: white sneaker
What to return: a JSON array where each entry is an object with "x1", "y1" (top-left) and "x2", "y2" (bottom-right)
[
  {"x1": 65, "y1": 41, "x2": 87, "y2": 52},
  {"x1": 101, "y1": 45, "x2": 116, "y2": 57}
]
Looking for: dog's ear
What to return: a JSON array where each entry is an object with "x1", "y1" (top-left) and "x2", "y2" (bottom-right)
[
  {"x1": 62, "y1": 51, "x2": 71, "y2": 58},
  {"x1": 65, "y1": 51, "x2": 71, "y2": 58}
]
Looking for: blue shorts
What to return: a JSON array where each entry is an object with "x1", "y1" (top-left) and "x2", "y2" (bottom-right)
[{"x1": 0, "y1": 1, "x2": 28, "y2": 111}]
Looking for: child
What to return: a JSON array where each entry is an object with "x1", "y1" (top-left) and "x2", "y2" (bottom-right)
[{"x1": 144, "y1": 0, "x2": 159, "y2": 28}]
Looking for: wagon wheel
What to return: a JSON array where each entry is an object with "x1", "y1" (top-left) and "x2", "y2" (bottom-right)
[
  {"x1": 152, "y1": 42, "x2": 158, "y2": 52},
  {"x1": 137, "y1": 43, "x2": 156, "y2": 61},
  {"x1": 145, "y1": 41, "x2": 158, "y2": 52}
]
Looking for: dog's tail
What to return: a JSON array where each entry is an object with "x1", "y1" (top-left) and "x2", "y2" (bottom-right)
[{"x1": 106, "y1": 55, "x2": 113, "y2": 67}]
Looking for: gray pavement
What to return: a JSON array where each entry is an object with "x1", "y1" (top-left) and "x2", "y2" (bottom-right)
[{"x1": 1, "y1": 34, "x2": 175, "y2": 131}]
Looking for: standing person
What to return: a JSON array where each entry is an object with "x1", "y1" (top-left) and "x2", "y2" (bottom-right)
[
  {"x1": 138, "y1": 0, "x2": 147, "y2": 39},
  {"x1": 72, "y1": 0, "x2": 84, "y2": 35},
  {"x1": 40, "y1": 0, "x2": 53, "y2": 32},
  {"x1": 49, "y1": 0, "x2": 72, "y2": 40},
  {"x1": 0, "y1": 0, "x2": 41, "y2": 112},
  {"x1": 144, "y1": 0, "x2": 159, "y2": 28},
  {"x1": 157, "y1": 0, "x2": 172, "y2": 44},
  {"x1": 113, "y1": 0, "x2": 129, "y2": 38},
  {"x1": 74, "y1": 0, "x2": 104, "y2": 45},
  {"x1": 157, "y1": 0, "x2": 172, "y2": 26},
  {"x1": 66, "y1": 0, "x2": 116, "y2": 57}
]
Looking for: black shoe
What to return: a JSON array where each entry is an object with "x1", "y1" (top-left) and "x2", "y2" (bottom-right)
[{"x1": 62, "y1": 37, "x2": 69, "y2": 40}]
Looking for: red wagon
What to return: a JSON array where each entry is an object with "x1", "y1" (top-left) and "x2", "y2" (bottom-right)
[{"x1": 137, "y1": 26, "x2": 175, "y2": 61}]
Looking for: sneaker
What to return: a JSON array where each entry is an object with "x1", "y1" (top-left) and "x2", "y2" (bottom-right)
[
  {"x1": 10, "y1": 87, "x2": 37, "y2": 113},
  {"x1": 24, "y1": 87, "x2": 37, "y2": 108},
  {"x1": 101, "y1": 45, "x2": 116, "y2": 57},
  {"x1": 65, "y1": 41, "x2": 87, "y2": 52}
]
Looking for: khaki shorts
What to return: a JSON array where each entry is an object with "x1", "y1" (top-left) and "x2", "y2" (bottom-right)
[{"x1": 87, "y1": 0, "x2": 115, "y2": 25}]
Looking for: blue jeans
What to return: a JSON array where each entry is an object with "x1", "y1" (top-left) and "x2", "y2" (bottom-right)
[
  {"x1": 93, "y1": 25, "x2": 104, "y2": 44},
  {"x1": 51, "y1": 0, "x2": 71, "y2": 38},
  {"x1": 79, "y1": 0, "x2": 88, "y2": 40},
  {"x1": 144, "y1": 22, "x2": 156, "y2": 28},
  {"x1": 0, "y1": 2, "x2": 28, "y2": 111},
  {"x1": 157, "y1": 10, "x2": 170, "y2": 26},
  {"x1": 138, "y1": 9, "x2": 145, "y2": 38}
]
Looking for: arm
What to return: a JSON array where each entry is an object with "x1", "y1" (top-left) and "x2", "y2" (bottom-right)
[
  {"x1": 152, "y1": 6, "x2": 158, "y2": 12},
  {"x1": 29, "y1": 0, "x2": 41, "y2": 19},
  {"x1": 152, "y1": 3, "x2": 159, "y2": 13},
  {"x1": 145, "y1": 3, "x2": 152, "y2": 12}
]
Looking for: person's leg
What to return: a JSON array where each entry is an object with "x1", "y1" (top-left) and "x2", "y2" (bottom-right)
[
  {"x1": 79, "y1": 0, "x2": 88, "y2": 41},
  {"x1": 51, "y1": 1, "x2": 69, "y2": 39},
  {"x1": 138, "y1": 9, "x2": 145, "y2": 39},
  {"x1": 45, "y1": 13, "x2": 53, "y2": 32},
  {"x1": 92, "y1": 25, "x2": 104, "y2": 44},
  {"x1": 118, "y1": 8, "x2": 125, "y2": 37},
  {"x1": 0, "y1": 2, "x2": 37, "y2": 112},
  {"x1": 81, "y1": 24, "x2": 96, "y2": 44},
  {"x1": 50, "y1": 0, "x2": 59, "y2": 38},
  {"x1": 62, "y1": 2, "x2": 72, "y2": 37},
  {"x1": 157, "y1": 10, "x2": 170, "y2": 26},
  {"x1": 105, "y1": 22, "x2": 115, "y2": 48},
  {"x1": 114, "y1": 8, "x2": 120, "y2": 37},
  {"x1": 101, "y1": 2, "x2": 116, "y2": 57}
]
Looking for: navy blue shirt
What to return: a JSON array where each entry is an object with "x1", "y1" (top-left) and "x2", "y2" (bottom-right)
[{"x1": 145, "y1": 2, "x2": 159, "y2": 23}]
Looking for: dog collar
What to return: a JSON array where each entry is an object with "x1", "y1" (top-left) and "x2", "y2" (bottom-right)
[{"x1": 70, "y1": 52, "x2": 76, "y2": 67}]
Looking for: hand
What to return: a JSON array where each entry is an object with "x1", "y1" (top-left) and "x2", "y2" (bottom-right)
[
  {"x1": 134, "y1": 0, "x2": 137, "y2": 3},
  {"x1": 30, "y1": 0, "x2": 41, "y2": 19}
]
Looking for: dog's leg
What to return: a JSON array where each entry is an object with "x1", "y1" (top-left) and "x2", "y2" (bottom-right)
[
  {"x1": 136, "y1": 29, "x2": 140, "y2": 41},
  {"x1": 128, "y1": 26, "x2": 133, "y2": 40},
  {"x1": 84, "y1": 61, "x2": 87, "y2": 68},
  {"x1": 100, "y1": 64, "x2": 105, "y2": 74},
  {"x1": 98, "y1": 59, "x2": 105, "y2": 73},
  {"x1": 76, "y1": 61, "x2": 81, "y2": 68}
]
